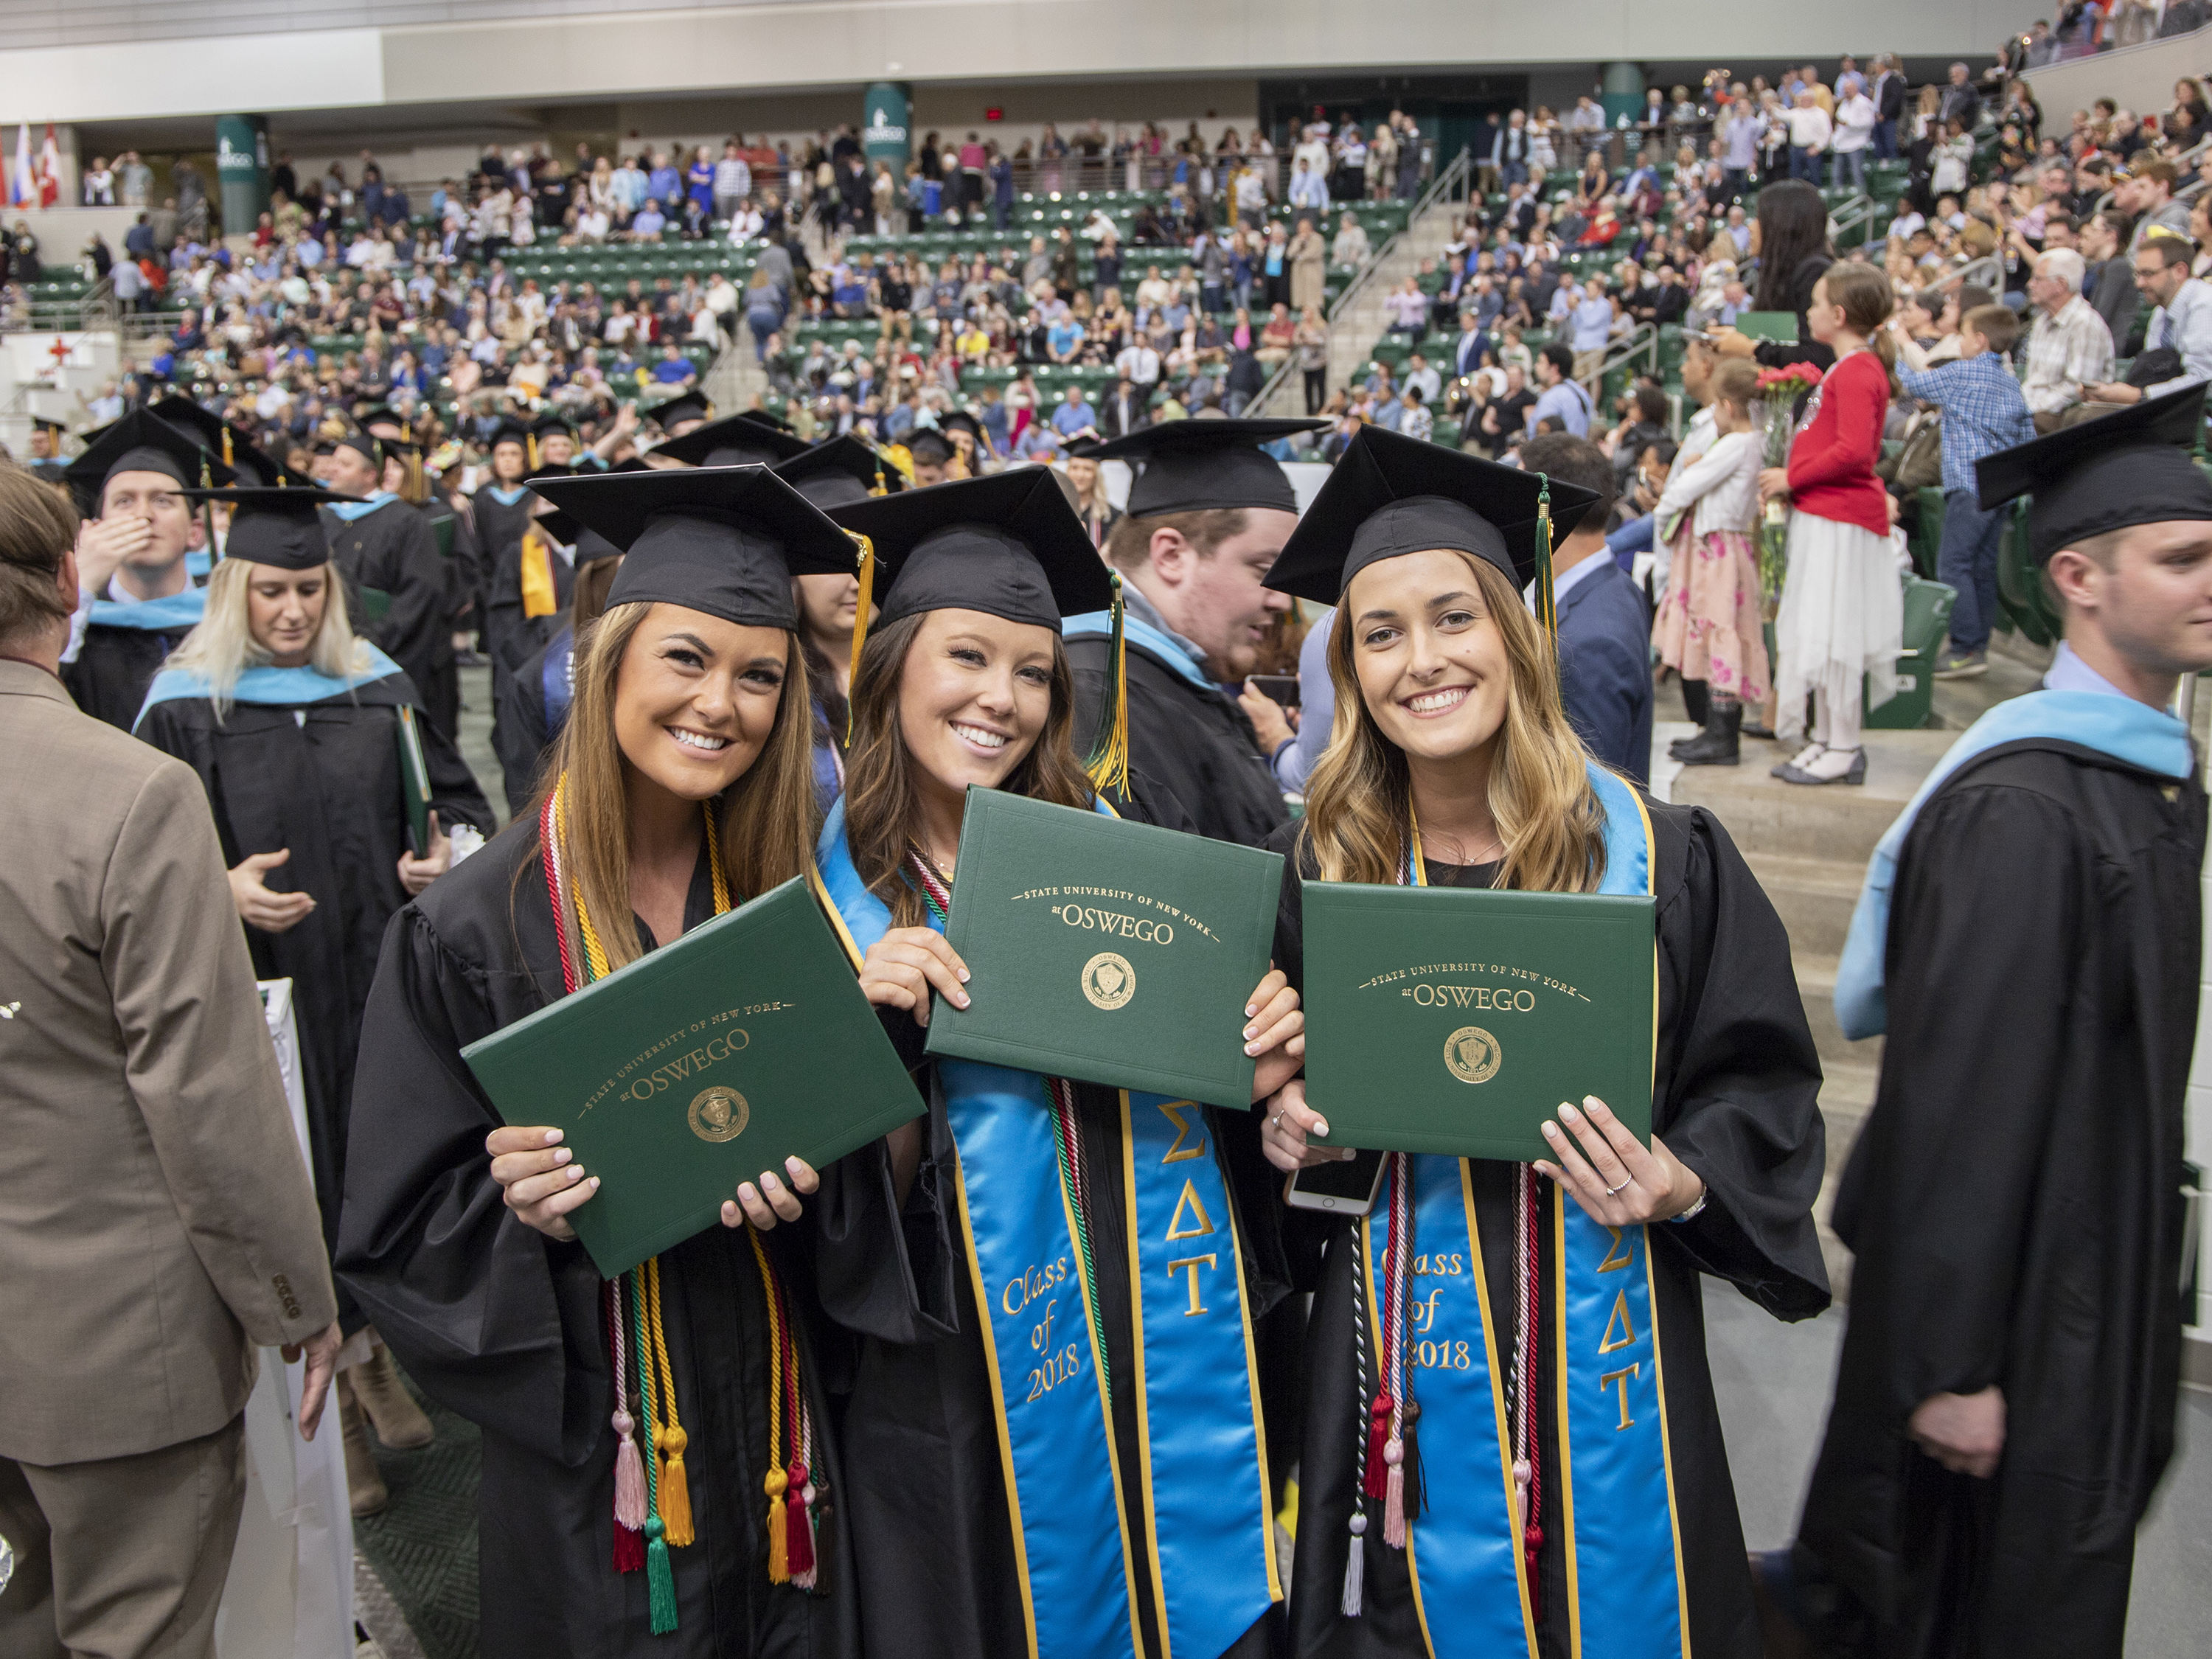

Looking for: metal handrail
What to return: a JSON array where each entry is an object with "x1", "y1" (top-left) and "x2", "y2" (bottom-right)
[
  {"x1": 1251, "y1": 147, "x2": 1472, "y2": 417},
  {"x1": 1581, "y1": 320, "x2": 1658, "y2": 401},
  {"x1": 1830, "y1": 193, "x2": 1882, "y2": 247},
  {"x1": 1939, "y1": 253, "x2": 2004, "y2": 294}
]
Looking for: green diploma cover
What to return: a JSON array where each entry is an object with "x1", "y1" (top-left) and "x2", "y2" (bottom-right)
[
  {"x1": 1731, "y1": 310, "x2": 1801, "y2": 343},
  {"x1": 923, "y1": 788, "x2": 1284, "y2": 1105},
  {"x1": 1300, "y1": 883, "x2": 1656, "y2": 1161},
  {"x1": 462, "y1": 875, "x2": 923, "y2": 1277}
]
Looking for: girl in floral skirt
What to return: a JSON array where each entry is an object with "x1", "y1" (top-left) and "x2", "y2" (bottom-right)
[{"x1": 1653, "y1": 357, "x2": 1767, "y2": 765}]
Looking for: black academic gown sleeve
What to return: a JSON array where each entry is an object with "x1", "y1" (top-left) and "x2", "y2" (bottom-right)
[
  {"x1": 1068, "y1": 636, "x2": 1290, "y2": 848},
  {"x1": 1269, "y1": 799, "x2": 1828, "y2": 1659},
  {"x1": 324, "y1": 502, "x2": 456, "y2": 734},
  {"x1": 63, "y1": 622, "x2": 189, "y2": 732},
  {"x1": 1798, "y1": 744, "x2": 2203, "y2": 1659},
  {"x1": 495, "y1": 634, "x2": 558, "y2": 818}
]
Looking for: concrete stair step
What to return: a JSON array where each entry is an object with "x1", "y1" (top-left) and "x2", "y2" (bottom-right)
[
  {"x1": 1672, "y1": 728, "x2": 1952, "y2": 863},
  {"x1": 1742, "y1": 849, "x2": 1865, "y2": 960}
]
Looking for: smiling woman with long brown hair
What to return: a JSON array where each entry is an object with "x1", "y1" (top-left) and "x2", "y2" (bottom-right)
[
  {"x1": 1253, "y1": 426, "x2": 1829, "y2": 1659},
  {"x1": 334, "y1": 466, "x2": 867, "y2": 1659},
  {"x1": 807, "y1": 470, "x2": 1304, "y2": 1659}
]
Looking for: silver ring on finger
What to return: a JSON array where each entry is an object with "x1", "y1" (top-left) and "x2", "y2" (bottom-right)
[
  {"x1": 1604, "y1": 1176, "x2": 1632, "y2": 1197},
  {"x1": 1270, "y1": 1110, "x2": 1284, "y2": 1128}
]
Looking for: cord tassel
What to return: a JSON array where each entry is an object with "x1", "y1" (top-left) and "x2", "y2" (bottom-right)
[
  {"x1": 655, "y1": 1423, "x2": 694, "y2": 1548},
  {"x1": 785, "y1": 1461, "x2": 815, "y2": 1579},
  {"x1": 1363, "y1": 1394, "x2": 1393, "y2": 1502},
  {"x1": 1340, "y1": 1511, "x2": 1367, "y2": 1616},
  {"x1": 765, "y1": 1467, "x2": 790, "y2": 1583},
  {"x1": 1401, "y1": 1403, "x2": 1425, "y2": 1520},
  {"x1": 1382, "y1": 1438, "x2": 1407, "y2": 1548},
  {"x1": 1083, "y1": 571, "x2": 1130, "y2": 796},
  {"x1": 793, "y1": 1472, "x2": 821, "y2": 1590},
  {"x1": 644, "y1": 1517, "x2": 678, "y2": 1634},
  {"x1": 1533, "y1": 474, "x2": 1557, "y2": 640}
]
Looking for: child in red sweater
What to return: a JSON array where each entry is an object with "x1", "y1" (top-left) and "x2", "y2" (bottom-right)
[{"x1": 1759, "y1": 261, "x2": 1904, "y2": 785}]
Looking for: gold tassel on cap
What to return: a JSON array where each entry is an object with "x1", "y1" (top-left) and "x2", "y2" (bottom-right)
[
  {"x1": 526, "y1": 433, "x2": 540, "y2": 471},
  {"x1": 844, "y1": 530, "x2": 875, "y2": 745},
  {"x1": 220, "y1": 428, "x2": 233, "y2": 467},
  {"x1": 1083, "y1": 570, "x2": 1130, "y2": 798}
]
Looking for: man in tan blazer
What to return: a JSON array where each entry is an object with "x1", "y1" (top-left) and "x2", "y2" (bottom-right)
[{"x1": 0, "y1": 465, "x2": 341, "y2": 1659}]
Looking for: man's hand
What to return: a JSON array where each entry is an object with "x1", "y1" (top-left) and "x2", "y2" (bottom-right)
[
  {"x1": 2081, "y1": 382, "x2": 2142, "y2": 405},
  {"x1": 230, "y1": 849, "x2": 316, "y2": 933},
  {"x1": 1239, "y1": 681, "x2": 1295, "y2": 752},
  {"x1": 75, "y1": 513, "x2": 153, "y2": 597},
  {"x1": 1910, "y1": 1385, "x2": 2006, "y2": 1478},
  {"x1": 282, "y1": 1321, "x2": 344, "y2": 1442}
]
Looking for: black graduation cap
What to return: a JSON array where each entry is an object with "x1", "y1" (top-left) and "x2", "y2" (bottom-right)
[
  {"x1": 63, "y1": 409, "x2": 236, "y2": 517},
  {"x1": 182, "y1": 484, "x2": 361, "y2": 571},
  {"x1": 489, "y1": 419, "x2": 531, "y2": 453},
  {"x1": 1265, "y1": 424, "x2": 1603, "y2": 606},
  {"x1": 734, "y1": 407, "x2": 793, "y2": 434},
  {"x1": 828, "y1": 469, "x2": 1127, "y2": 783},
  {"x1": 1975, "y1": 382, "x2": 2212, "y2": 563},
  {"x1": 29, "y1": 414, "x2": 64, "y2": 434},
  {"x1": 1080, "y1": 417, "x2": 1328, "y2": 516},
  {"x1": 526, "y1": 465, "x2": 854, "y2": 631},
  {"x1": 653, "y1": 411, "x2": 815, "y2": 470},
  {"x1": 149, "y1": 396, "x2": 291, "y2": 487},
  {"x1": 904, "y1": 428, "x2": 955, "y2": 467},
  {"x1": 647, "y1": 388, "x2": 714, "y2": 432},
  {"x1": 942, "y1": 410, "x2": 987, "y2": 451},
  {"x1": 774, "y1": 435, "x2": 902, "y2": 510},
  {"x1": 355, "y1": 403, "x2": 409, "y2": 437},
  {"x1": 826, "y1": 468, "x2": 1110, "y2": 630},
  {"x1": 530, "y1": 410, "x2": 577, "y2": 441}
]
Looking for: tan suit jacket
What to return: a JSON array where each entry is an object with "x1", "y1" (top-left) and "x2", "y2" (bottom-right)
[{"x1": 0, "y1": 659, "x2": 336, "y2": 1466}]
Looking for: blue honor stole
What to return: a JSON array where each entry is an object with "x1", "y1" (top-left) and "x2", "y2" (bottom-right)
[
  {"x1": 810, "y1": 799, "x2": 1280, "y2": 1659},
  {"x1": 1375, "y1": 763, "x2": 1686, "y2": 1658}
]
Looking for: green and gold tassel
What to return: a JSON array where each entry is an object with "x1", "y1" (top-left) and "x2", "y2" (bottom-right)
[
  {"x1": 1531, "y1": 475, "x2": 1557, "y2": 641},
  {"x1": 1082, "y1": 570, "x2": 1130, "y2": 797}
]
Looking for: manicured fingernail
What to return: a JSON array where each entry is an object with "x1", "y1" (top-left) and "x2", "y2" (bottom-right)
[
  {"x1": 786, "y1": 1157, "x2": 804, "y2": 1175},
  {"x1": 1245, "y1": 1002, "x2": 1258, "y2": 1017},
  {"x1": 587, "y1": 1176, "x2": 600, "y2": 1189},
  {"x1": 959, "y1": 967, "x2": 970, "y2": 982},
  {"x1": 1543, "y1": 1121, "x2": 1560, "y2": 1138},
  {"x1": 567, "y1": 1166, "x2": 582, "y2": 1181},
  {"x1": 543, "y1": 1129, "x2": 563, "y2": 1144},
  {"x1": 1560, "y1": 1102, "x2": 1582, "y2": 1119},
  {"x1": 1242, "y1": 1023, "x2": 1256, "y2": 1039},
  {"x1": 1584, "y1": 1095, "x2": 1605, "y2": 1113},
  {"x1": 740, "y1": 1183, "x2": 758, "y2": 1203},
  {"x1": 554, "y1": 1147, "x2": 572, "y2": 1164},
  {"x1": 1245, "y1": 1040, "x2": 1261, "y2": 1054},
  {"x1": 1312, "y1": 1118, "x2": 1329, "y2": 1136},
  {"x1": 955, "y1": 990, "x2": 970, "y2": 1006},
  {"x1": 762, "y1": 1172, "x2": 782, "y2": 1191}
]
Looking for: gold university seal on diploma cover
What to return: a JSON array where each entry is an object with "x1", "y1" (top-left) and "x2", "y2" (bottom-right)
[
  {"x1": 689, "y1": 1085, "x2": 751, "y2": 1142},
  {"x1": 1443, "y1": 1025, "x2": 1502, "y2": 1085},
  {"x1": 1082, "y1": 951, "x2": 1137, "y2": 1010}
]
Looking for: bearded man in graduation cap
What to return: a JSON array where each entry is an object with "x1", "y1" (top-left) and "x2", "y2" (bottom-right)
[
  {"x1": 1761, "y1": 383, "x2": 2212, "y2": 1659},
  {"x1": 1068, "y1": 418, "x2": 1326, "y2": 846},
  {"x1": 58, "y1": 408, "x2": 237, "y2": 731}
]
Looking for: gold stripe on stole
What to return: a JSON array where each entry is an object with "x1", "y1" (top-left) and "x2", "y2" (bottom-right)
[
  {"x1": 805, "y1": 863, "x2": 866, "y2": 970},
  {"x1": 1622, "y1": 785, "x2": 1694, "y2": 1658},
  {"x1": 1059, "y1": 1101, "x2": 1144, "y2": 1659},
  {"x1": 1459, "y1": 1159, "x2": 1541, "y2": 1653},
  {"x1": 949, "y1": 1155, "x2": 1046, "y2": 1659},
  {"x1": 1121, "y1": 1093, "x2": 1174, "y2": 1655}
]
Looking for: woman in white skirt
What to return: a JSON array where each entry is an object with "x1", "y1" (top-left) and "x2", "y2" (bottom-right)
[{"x1": 1759, "y1": 262, "x2": 1902, "y2": 785}]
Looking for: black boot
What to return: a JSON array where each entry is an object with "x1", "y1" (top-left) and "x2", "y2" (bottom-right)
[
  {"x1": 1680, "y1": 676, "x2": 1709, "y2": 727},
  {"x1": 1674, "y1": 700, "x2": 1740, "y2": 766}
]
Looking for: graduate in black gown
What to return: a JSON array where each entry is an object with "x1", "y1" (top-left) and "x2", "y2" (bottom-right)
[
  {"x1": 1761, "y1": 389, "x2": 2212, "y2": 1659},
  {"x1": 810, "y1": 470, "x2": 1306, "y2": 1659},
  {"x1": 336, "y1": 463, "x2": 866, "y2": 1659},
  {"x1": 316, "y1": 428, "x2": 458, "y2": 737},
  {"x1": 471, "y1": 420, "x2": 538, "y2": 650},
  {"x1": 493, "y1": 509, "x2": 623, "y2": 815},
  {"x1": 361, "y1": 407, "x2": 465, "y2": 737},
  {"x1": 486, "y1": 462, "x2": 582, "y2": 719},
  {"x1": 56, "y1": 411, "x2": 236, "y2": 729},
  {"x1": 774, "y1": 434, "x2": 902, "y2": 807},
  {"x1": 133, "y1": 485, "x2": 495, "y2": 1506},
  {"x1": 1066, "y1": 419, "x2": 1328, "y2": 849},
  {"x1": 1253, "y1": 428, "x2": 1829, "y2": 1659}
]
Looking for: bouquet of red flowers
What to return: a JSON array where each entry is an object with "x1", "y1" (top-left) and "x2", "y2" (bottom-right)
[{"x1": 1753, "y1": 362, "x2": 1823, "y2": 609}]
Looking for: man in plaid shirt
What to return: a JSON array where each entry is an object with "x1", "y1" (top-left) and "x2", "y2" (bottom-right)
[
  {"x1": 2019, "y1": 249, "x2": 2115, "y2": 432},
  {"x1": 1891, "y1": 302, "x2": 2037, "y2": 678}
]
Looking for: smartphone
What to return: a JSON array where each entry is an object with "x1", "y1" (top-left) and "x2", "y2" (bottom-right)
[
  {"x1": 1284, "y1": 1147, "x2": 1388, "y2": 1217},
  {"x1": 1246, "y1": 673, "x2": 1300, "y2": 709}
]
